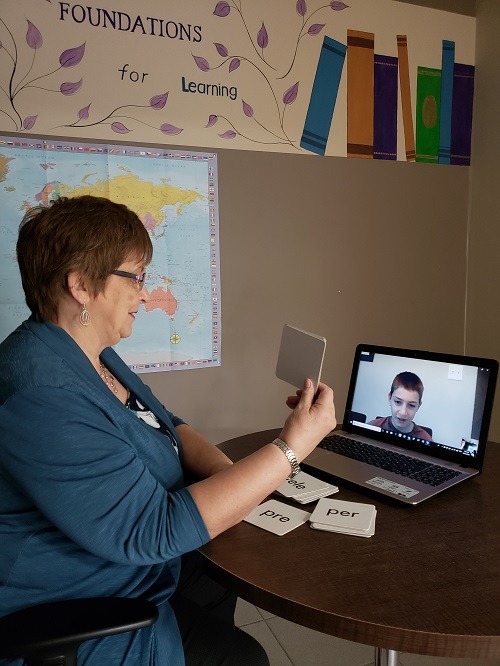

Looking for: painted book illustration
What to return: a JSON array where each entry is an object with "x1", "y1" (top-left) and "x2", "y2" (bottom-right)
[
  {"x1": 347, "y1": 30, "x2": 375, "y2": 158},
  {"x1": 397, "y1": 35, "x2": 416, "y2": 161},
  {"x1": 416, "y1": 67, "x2": 441, "y2": 163},
  {"x1": 300, "y1": 36, "x2": 347, "y2": 156},
  {"x1": 374, "y1": 54, "x2": 398, "y2": 160}
]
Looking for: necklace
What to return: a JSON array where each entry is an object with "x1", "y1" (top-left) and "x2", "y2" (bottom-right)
[{"x1": 99, "y1": 362, "x2": 118, "y2": 394}]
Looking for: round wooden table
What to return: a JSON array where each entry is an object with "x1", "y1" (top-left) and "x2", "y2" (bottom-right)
[{"x1": 199, "y1": 429, "x2": 500, "y2": 665}]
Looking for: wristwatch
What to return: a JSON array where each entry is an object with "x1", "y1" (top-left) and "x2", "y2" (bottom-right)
[{"x1": 272, "y1": 438, "x2": 301, "y2": 478}]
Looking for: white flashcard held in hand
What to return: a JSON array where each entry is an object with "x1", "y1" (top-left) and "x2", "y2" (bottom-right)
[
  {"x1": 276, "y1": 325, "x2": 326, "y2": 391},
  {"x1": 309, "y1": 498, "x2": 376, "y2": 532},
  {"x1": 243, "y1": 499, "x2": 311, "y2": 536}
]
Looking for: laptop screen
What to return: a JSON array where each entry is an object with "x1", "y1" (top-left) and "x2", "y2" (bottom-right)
[{"x1": 344, "y1": 345, "x2": 498, "y2": 469}]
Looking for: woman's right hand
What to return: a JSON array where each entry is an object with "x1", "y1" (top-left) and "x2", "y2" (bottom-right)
[
  {"x1": 278, "y1": 379, "x2": 337, "y2": 462},
  {"x1": 188, "y1": 378, "x2": 336, "y2": 539}
]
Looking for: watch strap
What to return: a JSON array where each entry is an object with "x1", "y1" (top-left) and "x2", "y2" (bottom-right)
[{"x1": 272, "y1": 438, "x2": 301, "y2": 478}]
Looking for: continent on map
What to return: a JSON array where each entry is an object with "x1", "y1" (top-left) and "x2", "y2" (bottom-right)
[
  {"x1": 51, "y1": 173, "x2": 202, "y2": 232},
  {"x1": 35, "y1": 182, "x2": 62, "y2": 206},
  {"x1": 0, "y1": 154, "x2": 14, "y2": 183},
  {"x1": 145, "y1": 286, "x2": 178, "y2": 317}
]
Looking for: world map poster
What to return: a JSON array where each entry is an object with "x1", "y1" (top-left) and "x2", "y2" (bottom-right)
[{"x1": 0, "y1": 136, "x2": 221, "y2": 373}]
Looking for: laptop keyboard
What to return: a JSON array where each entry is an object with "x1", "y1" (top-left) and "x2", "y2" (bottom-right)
[{"x1": 318, "y1": 434, "x2": 462, "y2": 487}]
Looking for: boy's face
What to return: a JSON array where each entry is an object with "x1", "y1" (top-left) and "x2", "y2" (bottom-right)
[{"x1": 388, "y1": 387, "x2": 421, "y2": 432}]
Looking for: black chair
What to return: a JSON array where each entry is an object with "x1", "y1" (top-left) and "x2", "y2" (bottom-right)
[{"x1": 0, "y1": 597, "x2": 158, "y2": 665}]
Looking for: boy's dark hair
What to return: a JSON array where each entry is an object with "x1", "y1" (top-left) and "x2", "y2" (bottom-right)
[{"x1": 390, "y1": 371, "x2": 424, "y2": 402}]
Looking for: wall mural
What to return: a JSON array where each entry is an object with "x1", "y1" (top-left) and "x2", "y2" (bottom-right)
[{"x1": 0, "y1": 0, "x2": 476, "y2": 163}]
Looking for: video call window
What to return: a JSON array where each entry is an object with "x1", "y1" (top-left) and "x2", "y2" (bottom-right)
[{"x1": 349, "y1": 351, "x2": 491, "y2": 457}]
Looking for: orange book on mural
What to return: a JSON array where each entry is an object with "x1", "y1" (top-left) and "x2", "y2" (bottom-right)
[
  {"x1": 397, "y1": 35, "x2": 416, "y2": 161},
  {"x1": 347, "y1": 30, "x2": 374, "y2": 158}
]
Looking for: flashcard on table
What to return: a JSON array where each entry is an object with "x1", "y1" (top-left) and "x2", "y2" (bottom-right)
[
  {"x1": 275, "y1": 471, "x2": 338, "y2": 501},
  {"x1": 294, "y1": 490, "x2": 339, "y2": 504},
  {"x1": 310, "y1": 510, "x2": 376, "y2": 537},
  {"x1": 243, "y1": 499, "x2": 311, "y2": 536},
  {"x1": 309, "y1": 498, "x2": 376, "y2": 534}
]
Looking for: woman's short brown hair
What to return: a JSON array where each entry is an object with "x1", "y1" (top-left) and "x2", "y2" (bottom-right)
[{"x1": 17, "y1": 195, "x2": 153, "y2": 322}]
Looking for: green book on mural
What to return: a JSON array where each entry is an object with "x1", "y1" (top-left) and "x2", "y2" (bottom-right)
[{"x1": 416, "y1": 67, "x2": 441, "y2": 163}]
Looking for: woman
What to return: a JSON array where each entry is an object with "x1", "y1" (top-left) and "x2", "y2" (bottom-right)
[{"x1": 0, "y1": 196, "x2": 336, "y2": 665}]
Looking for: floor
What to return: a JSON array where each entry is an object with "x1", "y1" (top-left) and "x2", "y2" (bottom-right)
[{"x1": 235, "y1": 598, "x2": 500, "y2": 666}]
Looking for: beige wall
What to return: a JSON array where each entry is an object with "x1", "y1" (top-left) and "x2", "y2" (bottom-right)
[
  {"x1": 396, "y1": 0, "x2": 475, "y2": 16},
  {"x1": 145, "y1": 149, "x2": 469, "y2": 443},
  {"x1": 466, "y1": 0, "x2": 500, "y2": 441}
]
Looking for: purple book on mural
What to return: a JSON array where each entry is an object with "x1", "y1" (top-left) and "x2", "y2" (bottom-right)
[
  {"x1": 450, "y1": 63, "x2": 475, "y2": 166},
  {"x1": 373, "y1": 54, "x2": 398, "y2": 160}
]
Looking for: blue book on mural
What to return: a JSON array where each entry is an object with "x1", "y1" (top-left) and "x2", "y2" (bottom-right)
[
  {"x1": 438, "y1": 40, "x2": 455, "y2": 164},
  {"x1": 300, "y1": 36, "x2": 347, "y2": 156}
]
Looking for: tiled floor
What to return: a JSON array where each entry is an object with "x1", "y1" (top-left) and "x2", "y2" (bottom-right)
[{"x1": 235, "y1": 598, "x2": 500, "y2": 666}]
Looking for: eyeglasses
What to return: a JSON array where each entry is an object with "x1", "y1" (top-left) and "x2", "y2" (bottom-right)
[{"x1": 111, "y1": 270, "x2": 147, "y2": 289}]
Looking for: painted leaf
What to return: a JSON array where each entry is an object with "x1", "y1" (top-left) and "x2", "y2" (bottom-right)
[
  {"x1": 60, "y1": 79, "x2": 83, "y2": 95},
  {"x1": 214, "y1": 42, "x2": 228, "y2": 57},
  {"x1": 283, "y1": 81, "x2": 299, "y2": 105},
  {"x1": 257, "y1": 23, "x2": 269, "y2": 49},
  {"x1": 160, "y1": 123, "x2": 183, "y2": 135},
  {"x1": 296, "y1": 0, "x2": 307, "y2": 17},
  {"x1": 26, "y1": 20, "x2": 43, "y2": 49},
  {"x1": 205, "y1": 114, "x2": 219, "y2": 128},
  {"x1": 22, "y1": 115, "x2": 37, "y2": 130},
  {"x1": 229, "y1": 58, "x2": 240, "y2": 73},
  {"x1": 111, "y1": 122, "x2": 130, "y2": 134},
  {"x1": 78, "y1": 103, "x2": 91, "y2": 120},
  {"x1": 242, "y1": 100, "x2": 254, "y2": 117},
  {"x1": 193, "y1": 55, "x2": 210, "y2": 72},
  {"x1": 219, "y1": 130, "x2": 237, "y2": 139},
  {"x1": 308, "y1": 24, "x2": 325, "y2": 36},
  {"x1": 150, "y1": 92, "x2": 169, "y2": 109},
  {"x1": 330, "y1": 1, "x2": 349, "y2": 9},
  {"x1": 59, "y1": 42, "x2": 85, "y2": 67},
  {"x1": 213, "y1": 1, "x2": 230, "y2": 17}
]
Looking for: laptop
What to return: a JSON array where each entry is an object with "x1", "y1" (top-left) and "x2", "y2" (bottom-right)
[{"x1": 303, "y1": 344, "x2": 498, "y2": 504}]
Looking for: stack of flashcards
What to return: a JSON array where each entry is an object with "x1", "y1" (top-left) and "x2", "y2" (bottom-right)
[
  {"x1": 275, "y1": 471, "x2": 339, "y2": 504},
  {"x1": 309, "y1": 498, "x2": 377, "y2": 537}
]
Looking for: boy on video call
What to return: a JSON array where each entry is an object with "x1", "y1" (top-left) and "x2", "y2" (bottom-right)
[{"x1": 368, "y1": 371, "x2": 432, "y2": 441}]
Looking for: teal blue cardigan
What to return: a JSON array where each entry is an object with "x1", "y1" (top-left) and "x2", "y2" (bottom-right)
[{"x1": 0, "y1": 319, "x2": 210, "y2": 665}]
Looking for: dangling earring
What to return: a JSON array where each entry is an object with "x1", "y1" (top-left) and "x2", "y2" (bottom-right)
[{"x1": 80, "y1": 301, "x2": 90, "y2": 326}]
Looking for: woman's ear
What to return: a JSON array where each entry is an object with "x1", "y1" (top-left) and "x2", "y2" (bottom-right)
[{"x1": 66, "y1": 271, "x2": 90, "y2": 305}]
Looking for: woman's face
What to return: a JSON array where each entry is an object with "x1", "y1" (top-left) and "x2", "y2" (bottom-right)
[{"x1": 90, "y1": 257, "x2": 150, "y2": 347}]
